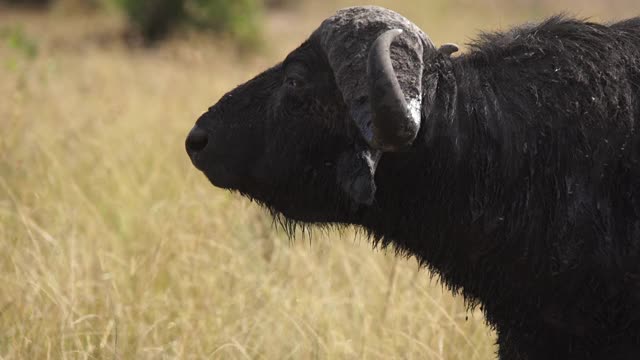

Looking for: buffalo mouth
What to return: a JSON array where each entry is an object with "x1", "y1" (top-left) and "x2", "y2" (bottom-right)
[
  {"x1": 199, "y1": 163, "x2": 241, "y2": 190},
  {"x1": 185, "y1": 125, "x2": 244, "y2": 190},
  {"x1": 190, "y1": 150, "x2": 253, "y2": 191}
]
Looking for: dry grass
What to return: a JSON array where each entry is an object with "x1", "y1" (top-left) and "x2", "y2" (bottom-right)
[{"x1": 0, "y1": 1, "x2": 636, "y2": 359}]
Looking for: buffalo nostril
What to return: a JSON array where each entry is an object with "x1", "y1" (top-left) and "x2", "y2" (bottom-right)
[{"x1": 186, "y1": 125, "x2": 209, "y2": 154}]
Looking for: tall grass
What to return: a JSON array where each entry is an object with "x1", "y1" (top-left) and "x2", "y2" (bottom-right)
[
  {"x1": 1, "y1": 0, "x2": 636, "y2": 358},
  {"x1": 0, "y1": 15, "x2": 493, "y2": 359}
]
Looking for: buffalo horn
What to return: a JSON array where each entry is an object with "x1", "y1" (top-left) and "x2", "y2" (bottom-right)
[{"x1": 367, "y1": 29, "x2": 420, "y2": 151}]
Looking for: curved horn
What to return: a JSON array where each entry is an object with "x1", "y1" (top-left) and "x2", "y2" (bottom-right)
[{"x1": 367, "y1": 29, "x2": 420, "y2": 151}]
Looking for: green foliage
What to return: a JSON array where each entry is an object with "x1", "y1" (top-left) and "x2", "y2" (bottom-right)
[
  {"x1": 115, "y1": 0, "x2": 184, "y2": 42},
  {"x1": 1, "y1": 25, "x2": 38, "y2": 71},
  {"x1": 188, "y1": 0, "x2": 261, "y2": 46},
  {"x1": 263, "y1": 0, "x2": 298, "y2": 9},
  {"x1": 114, "y1": 0, "x2": 262, "y2": 45},
  {"x1": 54, "y1": 0, "x2": 103, "y2": 12},
  {"x1": 1, "y1": 0, "x2": 51, "y2": 7}
]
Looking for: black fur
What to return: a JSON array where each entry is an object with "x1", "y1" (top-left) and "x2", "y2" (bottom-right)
[{"x1": 187, "y1": 13, "x2": 640, "y2": 360}]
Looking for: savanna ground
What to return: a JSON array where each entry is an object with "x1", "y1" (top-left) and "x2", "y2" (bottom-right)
[{"x1": 1, "y1": 0, "x2": 637, "y2": 358}]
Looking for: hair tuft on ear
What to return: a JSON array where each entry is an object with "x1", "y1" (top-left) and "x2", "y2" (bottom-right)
[{"x1": 336, "y1": 146, "x2": 382, "y2": 205}]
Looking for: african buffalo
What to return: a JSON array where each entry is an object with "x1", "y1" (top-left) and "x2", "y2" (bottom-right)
[{"x1": 186, "y1": 6, "x2": 640, "y2": 359}]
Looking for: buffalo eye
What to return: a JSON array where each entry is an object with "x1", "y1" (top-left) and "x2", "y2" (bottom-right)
[
  {"x1": 283, "y1": 61, "x2": 308, "y2": 90},
  {"x1": 285, "y1": 76, "x2": 302, "y2": 89}
]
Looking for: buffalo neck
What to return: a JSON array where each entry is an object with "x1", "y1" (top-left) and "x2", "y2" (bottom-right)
[{"x1": 356, "y1": 53, "x2": 538, "y2": 306}]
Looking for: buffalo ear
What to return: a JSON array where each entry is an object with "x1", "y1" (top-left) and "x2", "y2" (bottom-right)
[{"x1": 336, "y1": 145, "x2": 382, "y2": 205}]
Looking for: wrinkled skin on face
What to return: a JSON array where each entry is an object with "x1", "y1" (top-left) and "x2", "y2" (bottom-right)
[{"x1": 189, "y1": 39, "x2": 369, "y2": 222}]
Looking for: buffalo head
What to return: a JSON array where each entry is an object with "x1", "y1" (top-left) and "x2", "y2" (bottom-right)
[{"x1": 186, "y1": 6, "x2": 441, "y2": 223}]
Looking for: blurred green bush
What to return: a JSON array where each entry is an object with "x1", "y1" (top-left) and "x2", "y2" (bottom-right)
[
  {"x1": 1, "y1": 0, "x2": 52, "y2": 6},
  {"x1": 1, "y1": 25, "x2": 38, "y2": 72},
  {"x1": 263, "y1": 0, "x2": 298, "y2": 9},
  {"x1": 115, "y1": 0, "x2": 262, "y2": 45},
  {"x1": 115, "y1": 0, "x2": 185, "y2": 43},
  {"x1": 190, "y1": 0, "x2": 261, "y2": 43}
]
